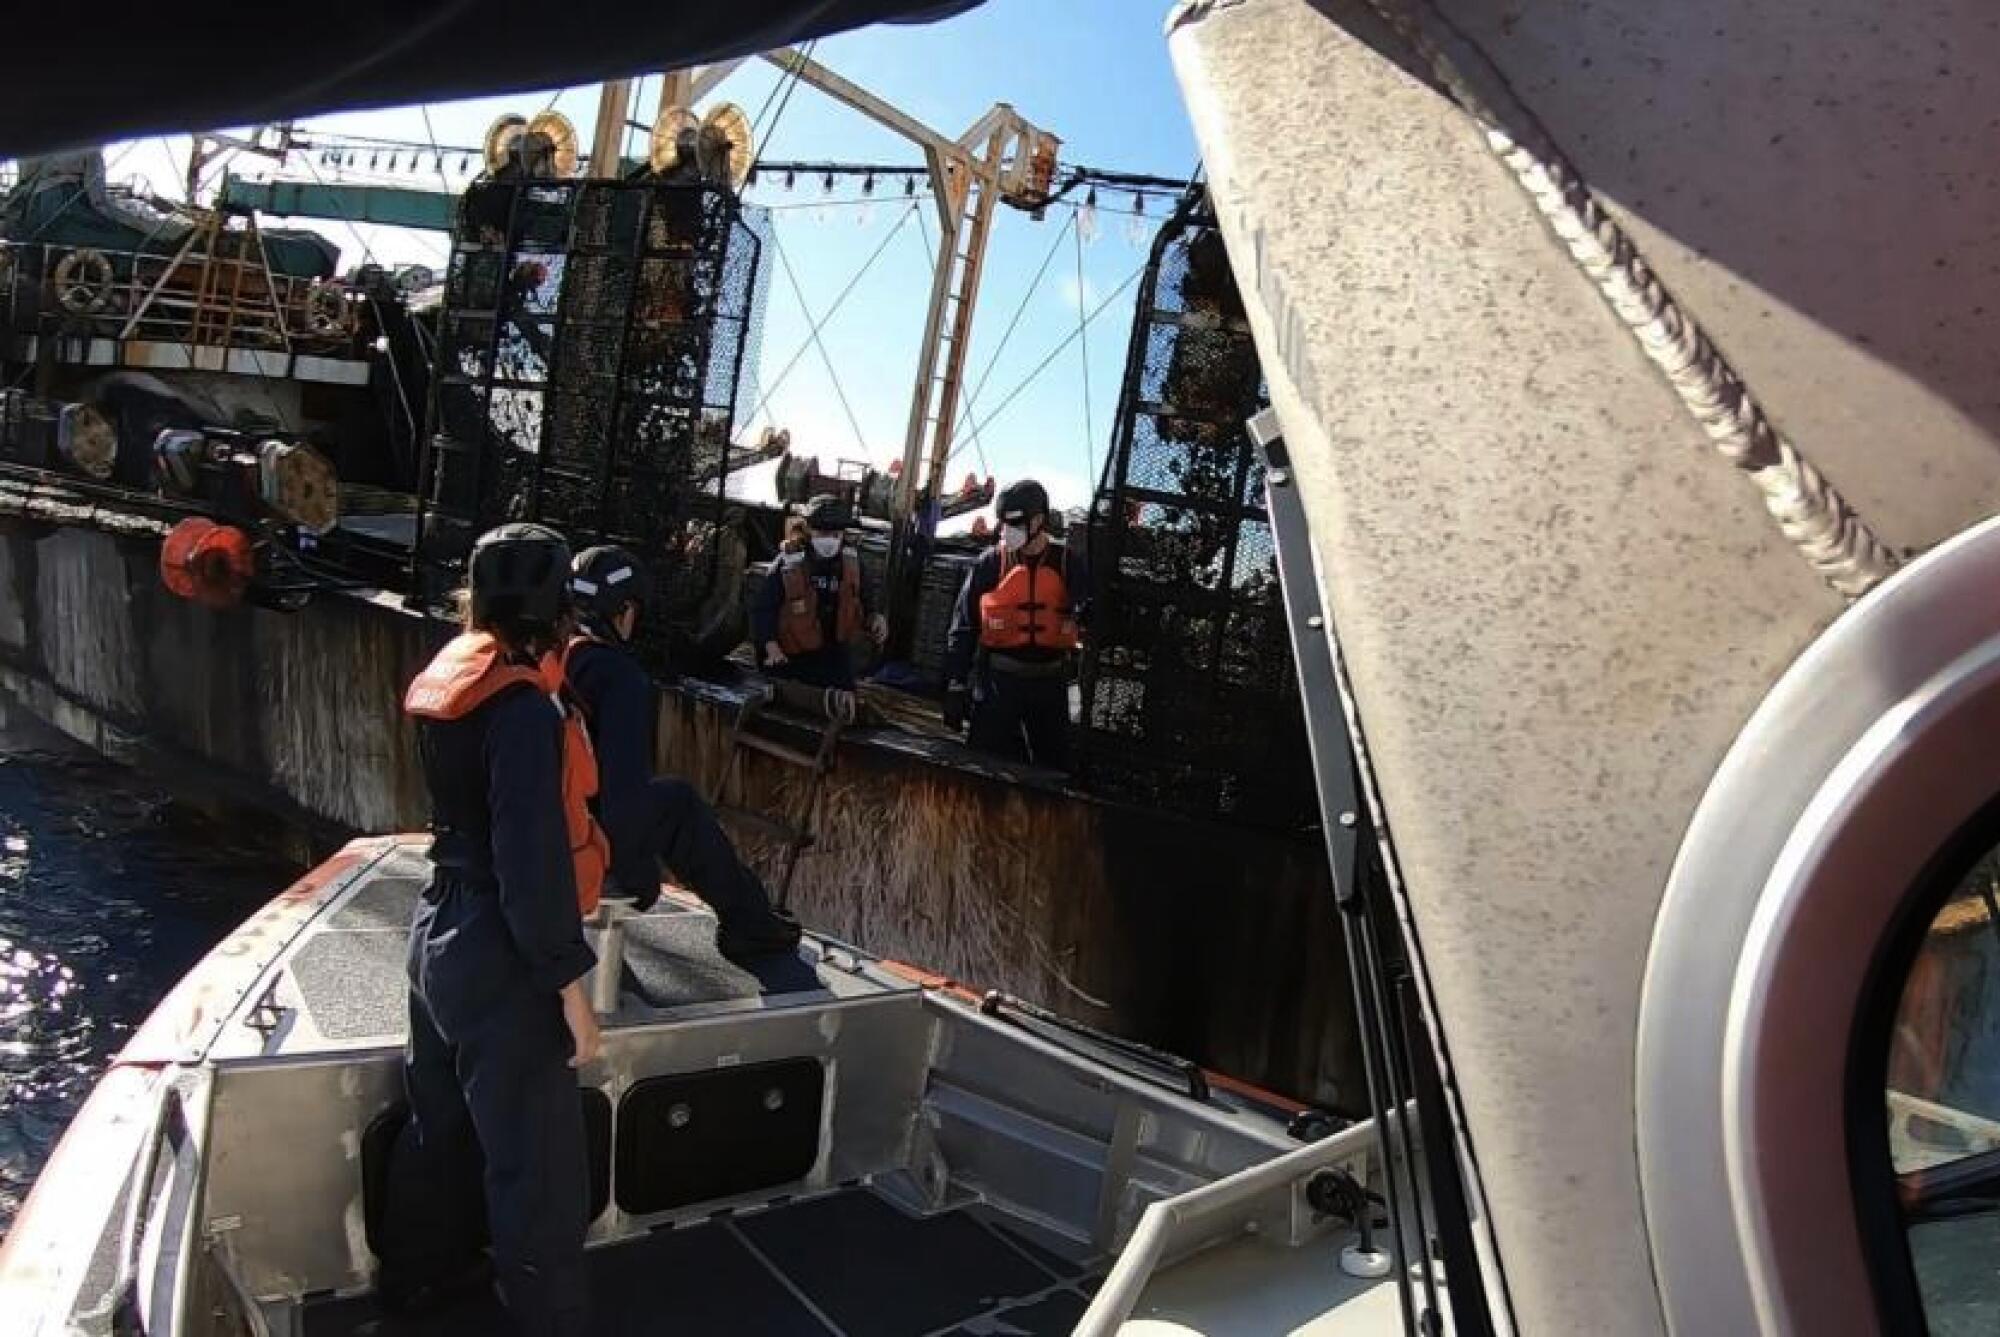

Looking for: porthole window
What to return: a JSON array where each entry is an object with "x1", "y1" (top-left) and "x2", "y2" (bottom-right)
[{"x1": 1881, "y1": 843, "x2": 2000, "y2": 1335}]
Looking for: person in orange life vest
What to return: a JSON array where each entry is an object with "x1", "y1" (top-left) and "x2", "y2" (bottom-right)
[
  {"x1": 751, "y1": 494, "x2": 888, "y2": 690},
  {"x1": 944, "y1": 479, "x2": 1089, "y2": 770},
  {"x1": 388, "y1": 523, "x2": 597, "y2": 1336},
  {"x1": 565, "y1": 545, "x2": 801, "y2": 961}
]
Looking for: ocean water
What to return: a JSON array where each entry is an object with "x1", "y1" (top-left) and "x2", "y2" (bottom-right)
[{"x1": 0, "y1": 711, "x2": 300, "y2": 1235}]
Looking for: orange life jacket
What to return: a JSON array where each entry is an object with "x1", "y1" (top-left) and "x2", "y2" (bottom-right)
[
  {"x1": 404, "y1": 632, "x2": 609, "y2": 914},
  {"x1": 979, "y1": 545, "x2": 1080, "y2": 652},
  {"x1": 776, "y1": 549, "x2": 862, "y2": 656}
]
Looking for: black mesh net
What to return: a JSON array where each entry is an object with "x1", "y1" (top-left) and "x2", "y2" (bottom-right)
[
  {"x1": 416, "y1": 180, "x2": 766, "y2": 668},
  {"x1": 1079, "y1": 193, "x2": 1313, "y2": 831}
]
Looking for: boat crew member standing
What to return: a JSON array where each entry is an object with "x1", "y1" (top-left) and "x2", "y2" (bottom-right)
[
  {"x1": 751, "y1": 494, "x2": 888, "y2": 690},
  {"x1": 565, "y1": 544, "x2": 803, "y2": 960},
  {"x1": 945, "y1": 479, "x2": 1088, "y2": 770},
  {"x1": 395, "y1": 523, "x2": 601, "y2": 1336}
]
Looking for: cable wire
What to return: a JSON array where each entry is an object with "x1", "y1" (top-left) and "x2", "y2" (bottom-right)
[
  {"x1": 1074, "y1": 218, "x2": 1096, "y2": 489},
  {"x1": 947, "y1": 258, "x2": 1146, "y2": 463},
  {"x1": 948, "y1": 211, "x2": 1078, "y2": 474},
  {"x1": 768, "y1": 225, "x2": 870, "y2": 455},
  {"x1": 743, "y1": 201, "x2": 918, "y2": 431}
]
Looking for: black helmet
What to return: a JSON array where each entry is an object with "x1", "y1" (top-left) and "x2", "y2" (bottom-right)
[
  {"x1": 803, "y1": 494, "x2": 852, "y2": 532},
  {"x1": 469, "y1": 523, "x2": 571, "y2": 628},
  {"x1": 570, "y1": 544, "x2": 652, "y2": 624},
  {"x1": 997, "y1": 478, "x2": 1049, "y2": 524}
]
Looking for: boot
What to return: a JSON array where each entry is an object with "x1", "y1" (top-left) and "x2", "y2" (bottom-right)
[{"x1": 717, "y1": 905, "x2": 803, "y2": 963}]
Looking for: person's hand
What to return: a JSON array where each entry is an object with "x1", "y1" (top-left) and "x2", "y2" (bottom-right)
[
  {"x1": 868, "y1": 613, "x2": 889, "y2": 646},
  {"x1": 943, "y1": 682, "x2": 970, "y2": 731},
  {"x1": 561, "y1": 981, "x2": 602, "y2": 1069},
  {"x1": 764, "y1": 641, "x2": 789, "y2": 667}
]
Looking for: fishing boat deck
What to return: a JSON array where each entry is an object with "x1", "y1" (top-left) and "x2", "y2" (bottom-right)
[
  {"x1": 241, "y1": 843, "x2": 889, "y2": 1065},
  {"x1": 299, "y1": 1185, "x2": 1103, "y2": 1337}
]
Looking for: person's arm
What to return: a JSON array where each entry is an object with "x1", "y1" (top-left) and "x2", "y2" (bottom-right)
[
  {"x1": 945, "y1": 552, "x2": 996, "y2": 684},
  {"x1": 484, "y1": 689, "x2": 595, "y2": 995},
  {"x1": 1065, "y1": 546, "x2": 1092, "y2": 631},
  {"x1": 855, "y1": 551, "x2": 888, "y2": 643},
  {"x1": 749, "y1": 563, "x2": 783, "y2": 643},
  {"x1": 750, "y1": 563, "x2": 785, "y2": 662}
]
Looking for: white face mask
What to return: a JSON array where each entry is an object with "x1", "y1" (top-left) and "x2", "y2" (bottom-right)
[
  {"x1": 1000, "y1": 523, "x2": 1029, "y2": 553},
  {"x1": 810, "y1": 535, "x2": 842, "y2": 559}
]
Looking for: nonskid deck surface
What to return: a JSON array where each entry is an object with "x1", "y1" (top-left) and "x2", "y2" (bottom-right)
[
  {"x1": 301, "y1": 1186, "x2": 1102, "y2": 1337},
  {"x1": 285, "y1": 852, "x2": 836, "y2": 1050}
]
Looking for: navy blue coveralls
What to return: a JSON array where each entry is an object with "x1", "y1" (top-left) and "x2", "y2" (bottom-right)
[
  {"x1": 946, "y1": 543, "x2": 1089, "y2": 771},
  {"x1": 749, "y1": 549, "x2": 873, "y2": 690},
  {"x1": 565, "y1": 635, "x2": 784, "y2": 934},
  {"x1": 405, "y1": 682, "x2": 593, "y2": 1336}
]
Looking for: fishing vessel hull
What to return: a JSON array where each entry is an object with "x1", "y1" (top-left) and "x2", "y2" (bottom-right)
[{"x1": 0, "y1": 520, "x2": 1356, "y2": 1109}]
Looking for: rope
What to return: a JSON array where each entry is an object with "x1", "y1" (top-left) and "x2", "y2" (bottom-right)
[
  {"x1": 744, "y1": 201, "x2": 918, "y2": 431},
  {"x1": 948, "y1": 258, "x2": 1147, "y2": 463},
  {"x1": 1361, "y1": 0, "x2": 1897, "y2": 598},
  {"x1": 749, "y1": 41, "x2": 815, "y2": 172},
  {"x1": 769, "y1": 226, "x2": 870, "y2": 455},
  {"x1": 1074, "y1": 220, "x2": 1096, "y2": 489}
]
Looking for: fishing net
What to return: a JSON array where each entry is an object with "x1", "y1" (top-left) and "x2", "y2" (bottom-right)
[
  {"x1": 416, "y1": 180, "x2": 766, "y2": 668},
  {"x1": 1079, "y1": 192, "x2": 1314, "y2": 831}
]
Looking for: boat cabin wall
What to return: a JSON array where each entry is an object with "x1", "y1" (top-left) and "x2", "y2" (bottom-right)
[{"x1": 1163, "y1": 0, "x2": 2000, "y2": 1328}]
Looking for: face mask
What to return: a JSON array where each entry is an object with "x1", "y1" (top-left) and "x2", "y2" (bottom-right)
[
  {"x1": 1000, "y1": 524, "x2": 1029, "y2": 553},
  {"x1": 810, "y1": 535, "x2": 842, "y2": 559}
]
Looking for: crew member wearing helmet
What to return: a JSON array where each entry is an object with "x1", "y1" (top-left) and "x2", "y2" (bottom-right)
[
  {"x1": 389, "y1": 523, "x2": 600, "y2": 1334},
  {"x1": 944, "y1": 479, "x2": 1089, "y2": 769},
  {"x1": 566, "y1": 545, "x2": 802, "y2": 960},
  {"x1": 750, "y1": 494, "x2": 888, "y2": 690}
]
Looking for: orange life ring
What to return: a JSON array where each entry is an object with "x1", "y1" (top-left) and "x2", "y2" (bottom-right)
[{"x1": 159, "y1": 517, "x2": 254, "y2": 610}]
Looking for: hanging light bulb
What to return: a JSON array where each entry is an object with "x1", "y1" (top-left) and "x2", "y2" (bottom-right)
[
  {"x1": 1132, "y1": 190, "x2": 1146, "y2": 215},
  {"x1": 904, "y1": 176, "x2": 916, "y2": 196},
  {"x1": 458, "y1": 153, "x2": 471, "y2": 174},
  {"x1": 783, "y1": 169, "x2": 797, "y2": 189},
  {"x1": 369, "y1": 151, "x2": 380, "y2": 170},
  {"x1": 746, "y1": 167, "x2": 759, "y2": 186},
  {"x1": 862, "y1": 173, "x2": 876, "y2": 195},
  {"x1": 822, "y1": 171, "x2": 835, "y2": 193},
  {"x1": 433, "y1": 153, "x2": 444, "y2": 173},
  {"x1": 1078, "y1": 187, "x2": 1100, "y2": 245}
]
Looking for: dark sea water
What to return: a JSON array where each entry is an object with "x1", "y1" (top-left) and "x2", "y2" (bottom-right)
[{"x1": 0, "y1": 708, "x2": 302, "y2": 1236}]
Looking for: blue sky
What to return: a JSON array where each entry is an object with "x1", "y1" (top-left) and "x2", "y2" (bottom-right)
[{"x1": 95, "y1": 0, "x2": 1198, "y2": 510}]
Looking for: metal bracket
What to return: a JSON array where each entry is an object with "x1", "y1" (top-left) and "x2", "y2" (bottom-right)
[{"x1": 1251, "y1": 407, "x2": 1365, "y2": 911}]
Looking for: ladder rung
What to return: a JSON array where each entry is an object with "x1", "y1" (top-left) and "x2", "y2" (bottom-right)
[
  {"x1": 716, "y1": 806, "x2": 814, "y2": 849},
  {"x1": 733, "y1": 731, "x2": 821, "y2": 769}
]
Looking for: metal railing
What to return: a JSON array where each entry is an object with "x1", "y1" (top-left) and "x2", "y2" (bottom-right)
[{"x1": 0, "y1": 237, "x2": 358, "y2": 354}]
